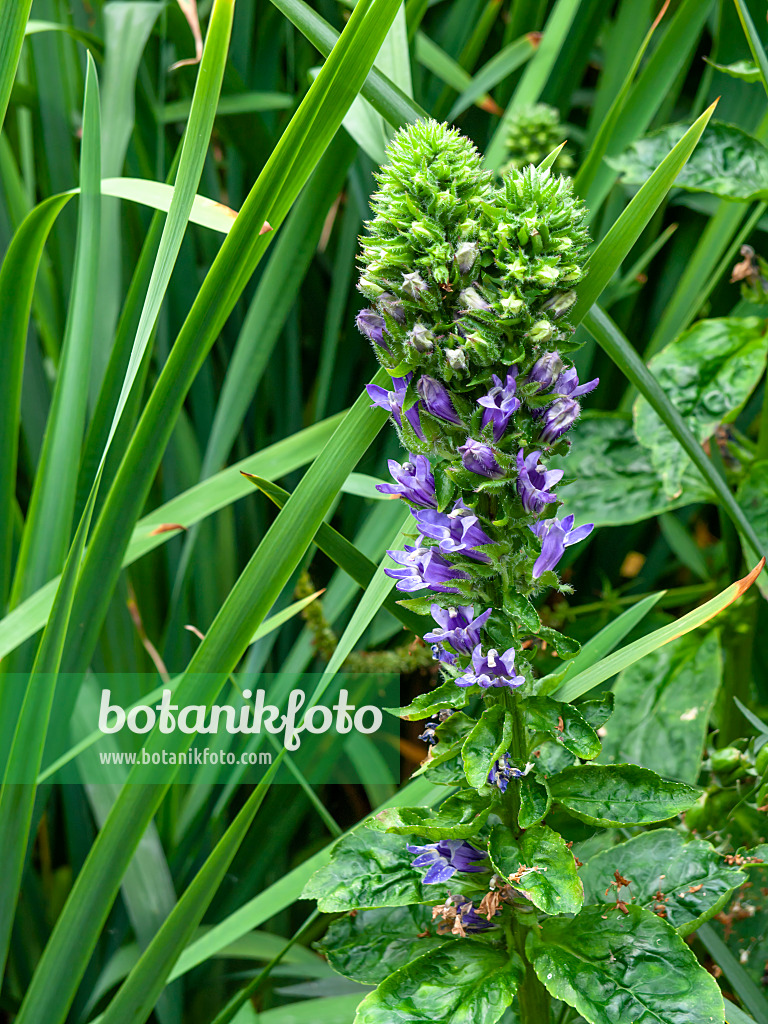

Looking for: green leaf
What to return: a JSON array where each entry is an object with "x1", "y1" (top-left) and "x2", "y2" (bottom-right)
[
  {"x1": 316, "y1": 905, "x2": 445, "y2": 985},
  {"x1": 369, "y1": 789, "x2": 492, "y2": 840},
  {"x1": 387, "y1": 680, "x2": 471, "y2": 720},
  {"x1": 525, "y1": 697, "x2": 601, "y2": 759},
  {"x1": 600, "y1": 631, "x2": 722, "y2": 785},
  {"x1": 580, "y1": 829, "x2": 747, "y2": 937},
  {"x1": 705, "y1": 58, "x2": 762, "y2": 83},
  {"x1": 488, "y1": 823, "x2": 583, "y2": 916},
  {"x1": 0, "y1": 0, "x2": 33, "y2": 133},
  {"x1": 732, "y1": 0, "x2": 768, "y2": 100},
  {"x1": 576, "y1": 693, "x2": 615, "y2": 731},
  {"x1": 447, "y1": 33, "x2": 538, "y2": 121},
  {"x1": 738, "y1": 461, "x2": 768, "y2": 561},
  {"x1": 548, "y1": 763, "x2": 700, "y2": 826},
  {"x1": 527, "y1": 905, "x2": 726, "y2": 1024},
  {"x1": 354, "y1": 941, "x2": 523, "y2": 1024},
  {"x1": 610, "y1": 122, "x2": 768, "y2": 202},
  {"x1": 412, "y1": 713, "x2": 475, "y2": 778},
  {"x1": 301, "y1": 829, "x2": 449, "y2": 912},
  {"x1": 462, "y1": 706, "x2": 514, "y2": 790},
  {"x1": 634, "y1": 318, "x2": 768, "y2": 498},
  {"x1": 519, "y1": 774, "x2": 551, "y2": 828},
  {"x1": 697, "y1": 923, "x2": 768, "y2": 1024},
  {"x1": 554, "y1": 414, "x2": 713, "y2": 528}
]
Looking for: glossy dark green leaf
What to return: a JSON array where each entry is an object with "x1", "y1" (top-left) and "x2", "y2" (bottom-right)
[
  {"x1": 554, "y1": 415, "x2": 712, "y2": 528},
  {"x1": 600, "y1": 632, "x2": 722, "y2": 784},
  {"x1": 738, "y1": 461, "x2": 768, "y2": 560},
  {"x1": 610, "y1": 122, "x2": 768, "y2": 201},
  {"x1": 301, "y1": 830, "x2": 450, "y2": 912},
  {"x1": 354, "y1": 940, "x2": 523, "y2": 1024},
  {"x1": 580, "y1": 829, "x2": 747, "y2": 937},
  {"x1": 488, "y1": 824, "x2": 583, "y2": 916},
  {"x1": 519, "y1": 774, "x2": 551, "y2": 828},
  {"x1": 387, "y1": 680, "x2": 471, "y2": 721},
  {"x1": 525, "y1": 697, "x2": 601, "y2": 760},
  {"x1": 705, "y1": 58, "x2": 761, "y2": 83},
  {"x1": 317, "y1": 905, "x2": 445, "y2": 984},
  {"x1": 370, "y1": 789, "x2": 492, "y2": 840},
  {"x1": 576, "y1": 693, "x2": 615, "y2": 731},
  {"x1": 548, "y1": 764, "x2": 700, "y2": 826},
  {"x1": 634, "y1": 317, "x2": 768, "y2": 498},
  {"x1": 462, "y1": 706, "x2": 514, "y2": 790},
  {"x1": 527, "y1": 905, "x2": 725, "y2": 1024}
]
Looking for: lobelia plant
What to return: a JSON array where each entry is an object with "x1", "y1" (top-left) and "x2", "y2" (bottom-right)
[{"x1": 302, "y1": 121, "x2": 751, "y2": 1024}]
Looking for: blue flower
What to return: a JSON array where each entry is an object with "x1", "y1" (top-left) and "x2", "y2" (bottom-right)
[
  {"x1": 407, "y1": 839, "x2": 487, "y2": 884},
  {"x1": 458, "y1": 438, "x2": 504, "y2": 478},
  {"x1": 433, "y1": 894, "x2": 498, "y2": 935},
  {"x1": 417, "y1": 375, "x2": 463, "y2": 425},
  {"x1": 488, "y1": 754, "x2": 534, "y2": 793},
  {"x1": 477, "y1": 370, "x2": 520, "y2": 441},
  {"x1": 385, "y1": 540, "x2": 470, "y2": 593},
  {"x1": 431, "y1": 643, "x2": 458, "y2": 665},
  {"x1": 356, "y1": 308, "x2": 388, "y2": 351},
  {"x1": 553, "y1": 366, "x2": 599, "y2": 399},
  {"x1": 455, "y1": 644, "x2": 525, "y2": 690},
  {"x1": 424, "y1": 603, "x2": 492, "y2": 654},
  {"x1": 376, "y1": 453, "x2": 437, "y2": 508},
  {"x1": 527, "y1": 351, "x2": 565, "y2": 391},
  {"x1": 366, "y1": 374, "x2": 425, "y2": 440},
  {"x1": 530, "y1": 514, "x2": 593, "y2": 578},
  {"x1": 516, "y1": 449, "x2": 562, "y2": 513},
  {"x1": 412, "y1": 502, "x2": 495, "y2": 562}
]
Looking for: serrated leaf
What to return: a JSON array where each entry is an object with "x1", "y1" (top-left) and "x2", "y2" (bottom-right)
[
  {"x1": 538, "y1": 626, "x2": 580, "y2": 659},
  {"x1": 317, "y1": 905, "x2": 445, "y2": 985},
  {"x1": 553, "y1": 415, "x2": 712, "y2": 528},
  {"x1": 301, "y1": 830, "x2": 450, "y2": 912},
  {"x1": 462, "y1": 706, "x2": 514, "y2": 790},
  {"x1": 488, "y1": 824, "x2": 583, "y2": 916},
  {"x1": 519, "y1": 774, "x2": 551, "y2": 828},
  {"x1": 580, "y1": 829, "x2": 747, "y2": 937},
  {"x1": 354, "y1": 941, "x2": 523, "y2": 1024},
  {"x1": 600, "y1": 631, "x2": 722, "y2": 784},
  {"x1": 386, "y1": 680, "x2": 470, "y2": 720},
  {"x1": 610, "y1": 122, "x2": 768, "y2": 201},
  {"x1": 548, "y1": 764, "x2": 700, "y2": 826},
  {"x1": 370, "y1": 789, "x2": 492, "y2": 840},
  {"x1": 525, "y1": 697, "x2": 602, "y2": 759},
  {"x1": 526, "y1": 905, "x2": 725, "y2": 1024},
  {"x1": 634, "y1": 317, "x2": 768, "y2": 498}
]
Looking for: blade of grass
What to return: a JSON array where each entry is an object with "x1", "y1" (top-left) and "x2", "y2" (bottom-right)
[
  {"x1": 484, "y1": 0, "x2": 583, "y2": 169},
  {"x1": 556, "y1": 560, "x2": 764, "y2": 702},
  {"x1": 698, "y1": 923, "x2": 768, "y2": 1024},
  {"x1": 447, "y1": 32, "x2": 539, "y2": 121},
  {"x1": 583, "y1": 303, "x2": 767, "y2": 567},
  {"x1": 732, "y1": 0, "x2": 768, "y2": 100},
  {"x1": 414, "y1": 32, "x2": 499, "y2": 114},
  {"x1": 0, "y1": 0, "x2": 33, "y2": 131}
]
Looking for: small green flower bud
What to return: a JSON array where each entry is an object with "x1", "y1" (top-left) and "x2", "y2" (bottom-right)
[{"x1": 529, "y1": 320, "x2": 555, "y2": 343}]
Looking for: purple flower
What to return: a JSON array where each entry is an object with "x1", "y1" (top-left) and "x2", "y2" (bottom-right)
[
  {"x1": 412, "y1": 502, "x2": 495, "y2": 562},
  {"x1": 553, "y1": 366, "x2": 599, "y2": 399},
  {"x1": 356, "y1": 308, "x2": 388, "y2": 351},
  {"x1": 376, "y1": 454, "x2": 437, "y2": 508},
  {"x1": 407, "y1": 839, "x2": 487, "y2": 885},
  {"x1": 477, "y1": 370, "x2": 520, "y2": 441},
  {"x1": 527, "y1": 351, "x2": 565, "y2": 391},
  {"x1": 418, "y1": 709, "x2": 455, "y2": 745},
  {"x1": 530, "y1": 514, "x2": 594, "y2": 579},
  {"x1": 385, "y1": 540, "x2": 470, "y2": 593},
  {"x1": 417, "y1": 375, "x2": 463, "y2": 426},
  {"x1": 516, "y1": 449, "x2": 562, "y2": 514},
  {"x1": 488, "y1": 754, "x2": 533, "y2": 793},
  {"x1": 424, "y1": 604, "x2": 492, "y2": 654},
  {"x1": 458, "y1": 438, "x2": 504, "y2": 479},
  {"x1": 366, "y1": 374, "x2": 425, "y2": 440},
  {"x1": 455, "y1": 644, "x2": 525, "y2": 690},
  {"x1": 434, "y1": 895, "x2": 497, "y2": 934},
  {"x1": 431, "y1": 643, "x2": 457, "y2": 665},
  {"x1": 540, "y1": 396, "x2": 580, "y2": 443}
]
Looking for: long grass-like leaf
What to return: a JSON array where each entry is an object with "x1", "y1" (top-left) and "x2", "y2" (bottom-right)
[
  {"x1": 0, "y1": 0, "x2": 33, "y2": 131},
  {"x1": 698, "y1": 923, "x2": 768, "y2": 1024}
]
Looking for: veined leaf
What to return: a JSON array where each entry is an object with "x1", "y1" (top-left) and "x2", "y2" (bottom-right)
[
  {"x1": 488, "y1": 823, "x2": 583, "y2": 916},
  {"x1": 548, "y1": 763, "x2": 699, "y2": 826}
]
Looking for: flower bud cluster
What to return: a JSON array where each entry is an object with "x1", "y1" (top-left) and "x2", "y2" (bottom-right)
[
  {"x1": 501, "y1": 102, "x2": 574, "y2": 175},
  {"x1": 356, "y1": 121, "x2": 595, "y2": 702}
]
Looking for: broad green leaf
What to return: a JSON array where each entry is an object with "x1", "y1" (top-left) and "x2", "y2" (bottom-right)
[
  {"x1": 488, "y1": 824, "x2": 583, "y2": 916},
  {"x1": 316, "y1": 905, "x2": 445, "y2": 985},
  {"x1": 462, "y1": 706, "x2": 513, "y2": 790},
  {"x1": 525, "y1": 697, "x2": 601, "y2": 759},
  {"x1": 580, "y1": 829, "x2": 747, "y2": 937},
  {"x1": 387, "y1": 679, "x2": 472, "y2": 720},
  {"x1": 527, "y1": 905, "x2": 725, "y2": 1024},
  {"x1": 705, "y1": 58, "x2": 761, "y2": 83},
  {"x1": 610, "y1": 123, "x2": 768, "y2": 202},
  {"x1": 556, "y1": 560, "x2": 764, "y2": 703},
  {"x1": 634, "y1": 318, "x2": 768, "y2": 499},
  {"x1": 370, "y1": 789, "x2": 492, "y2": 840},
  {"x1": 519, "y1": 774, "x2": 551, "y2": 828},
  {"x1": 600, "y1": 631, "x2": 722, "y2": 785},
  {"x1": 301, "y1": 829, "x2": 450, "y2": 912},
  {"x1": 553, "y1": 415, "x2": 712, "y2": 527},
  {"x1": 548, "y1": 763, "x2": 699, "y2": 826},
  {"x1": 739, "y1": 461, "x2": 768, "y2": 561},
  {"x1": 576, "y1": 693, "x2": 615, "y2": 731},
  {"x1": 354, "y1": 941, "x2": 523, "y2": 1024}
]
